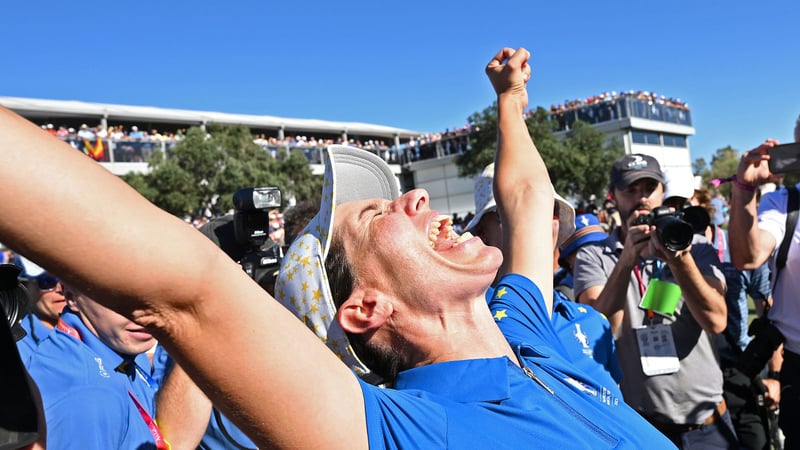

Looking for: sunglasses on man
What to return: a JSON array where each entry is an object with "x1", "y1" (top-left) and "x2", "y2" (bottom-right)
[{"x1": 35, "y1": 273, "x2": 60, "y2": 291}]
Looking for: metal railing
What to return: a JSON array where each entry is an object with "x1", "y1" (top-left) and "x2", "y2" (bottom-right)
[{"x1": 550, "y1": 97, "x2": 692, "y2": 132}]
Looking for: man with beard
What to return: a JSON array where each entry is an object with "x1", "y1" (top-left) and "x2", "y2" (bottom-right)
[{"x1": 573, "y1": 154, "x2": 737, "y2": 449}]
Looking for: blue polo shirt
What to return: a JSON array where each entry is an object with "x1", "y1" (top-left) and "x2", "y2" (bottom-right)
[
  {"x1": 26, "y1": 310, "x2": 160, "y2": 449},
  {"x1": 17, "y1": 313, "x2": 52, "y2": 364},
  {"x1": 550, "y1": 290, "x2": 623, "y2": 384},
  {"x1": 486, "y1": 284, "x2": 623, "y2": 386},
  {"x1": 359, "y1": 274, "x2": 673, "y2": 449}
]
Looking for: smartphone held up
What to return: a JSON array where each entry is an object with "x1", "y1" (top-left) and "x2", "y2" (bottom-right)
[{"x1": 768, "y1": 142, "x2": 800, "y2": 174}]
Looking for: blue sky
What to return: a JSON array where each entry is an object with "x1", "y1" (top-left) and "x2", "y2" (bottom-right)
[{"x1": 2, "y1": 0, "x2": 798, "y2": 165}]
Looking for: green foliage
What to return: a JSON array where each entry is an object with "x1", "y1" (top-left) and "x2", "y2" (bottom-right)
[
  {"x1": 456, "y1": 104, "x2": 623, "y2": 203},
  {"x1": 705, "y1": 146, "x2": 740, "y2": 198},
  {"x1": 455, "y1": 102, "x2": 498, "y2": 176},
  {"x1": 551, "y1": 120, "x2": 624, "y2": 200},
  {"x1": 122, "y1": 124, "x2": 321, "y2": 218},
  {"x1": 692, "y1": 158, "x2": 709, "y2": 180}
]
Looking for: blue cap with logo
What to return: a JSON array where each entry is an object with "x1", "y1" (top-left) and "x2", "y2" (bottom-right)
[{"x1": 559, "y1": 213, "x2": 608, "y2": 261}]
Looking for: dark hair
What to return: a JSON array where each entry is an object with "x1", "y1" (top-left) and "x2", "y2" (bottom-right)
[
  {"x1": 283, "y1": 200, "x2": 320, "y2": 247},
  {"x1": 325, "y1": 234, "x2": 400, "y2": 381}
]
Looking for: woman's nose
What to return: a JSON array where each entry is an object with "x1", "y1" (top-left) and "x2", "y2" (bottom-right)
[{"x1": 396, "y1": 189, "x2": 429, "y2": 215}]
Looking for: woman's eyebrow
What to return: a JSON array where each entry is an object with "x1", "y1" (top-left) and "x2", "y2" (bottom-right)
[{"x1": 357, "y1": 199, "x2": 384, "y2": 222}]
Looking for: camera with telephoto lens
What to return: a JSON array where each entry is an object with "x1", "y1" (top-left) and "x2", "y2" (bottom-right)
[
  {"x1": 233, "y1": 187, "x2": 284, "y2": 295},
  {"x1": 634, "y1": 204, "x2": 710, "y2": 251}
]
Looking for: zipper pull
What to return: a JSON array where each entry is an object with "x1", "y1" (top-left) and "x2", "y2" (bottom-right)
[{"x1": 523, "y1": 366, "x2": 554, "y2": 395}]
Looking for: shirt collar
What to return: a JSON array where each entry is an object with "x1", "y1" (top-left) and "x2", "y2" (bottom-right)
[
  {"x1": 60, "y1": 309, "x2": 137, "y2": 378},
  {"x1": 394, "y1": 357, "x2": 513, "y2": 403},
  {"x1": 552, "y1": 290, "x2": 574, "y2": 320}
]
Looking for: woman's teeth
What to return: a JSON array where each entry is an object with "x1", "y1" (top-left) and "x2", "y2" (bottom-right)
[{"x1": 429, "y1": 215, "x2": 472, "y2": 248}]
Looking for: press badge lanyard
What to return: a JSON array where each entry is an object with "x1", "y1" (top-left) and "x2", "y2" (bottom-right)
[
  {"x1": 56, "y1": 319, "x2": 169, "y2": 449},
  {"x1": 633, "y1": 261, "x2": 663, "y2": 321},
  {"x1": 631, "y1": 262, "x2": 680, "y2": 376}
]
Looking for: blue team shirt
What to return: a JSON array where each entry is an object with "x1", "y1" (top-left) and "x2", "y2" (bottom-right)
[
  {"x1": 17, "y1": 312, "x2": 52, "y2": 364},
  {"x1": 486, "y1": 285, "x2": 622, "y2": 385},
  {"x1": 26, "y1": 310, "x2": 159, "y2": 449},
  {"x1": 359, "y1": 274, "x2": 674, "y2": 449},
  {"x1": 549, "y1": 290, "x2": 623, "y2": 384}
]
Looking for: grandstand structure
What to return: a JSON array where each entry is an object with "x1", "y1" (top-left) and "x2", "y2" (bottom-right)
[
  {"x1": 550, "y1": 93, "x2": 695, "y2": 175},
  {"x1": 1, "y1": 93, "x2": 697, "y2": 219},
  {"x1": 0, "y1": 96, "x2": 421, "y2": 176}
]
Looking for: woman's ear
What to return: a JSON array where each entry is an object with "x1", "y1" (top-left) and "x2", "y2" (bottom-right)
[{"x1": 338, "y1": 287, "x2": 392, "y2": 334}]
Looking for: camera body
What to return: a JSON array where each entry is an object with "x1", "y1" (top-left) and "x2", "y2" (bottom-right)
[
  {"x1": 635, "y1": 205, "x2": 709, "y2": 251},
  {"x1": 232, "y1": 187, "x2": 284, "y2": 294}
]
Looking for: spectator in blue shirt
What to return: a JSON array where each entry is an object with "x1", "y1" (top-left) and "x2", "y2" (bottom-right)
[
  {"x1": 17, "y1": 270, "x2": 65, "y2": 363},
  {"x1": 25, "y1": 284, "x2": 165, "y2": 449}
]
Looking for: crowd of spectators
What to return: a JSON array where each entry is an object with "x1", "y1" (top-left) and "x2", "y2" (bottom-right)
[
  {"x1": 39, "y1": 122, "x2": 185, "y2": 143},
  {"x1": 551, "y1": 90, "x2": 690, "y2": 116},
  {"x1": 37, "y1": 120, "x2": 474, "y2": 165},
  {"x1": 548, "y1": 90, "x2": 692, "y2": 132}
]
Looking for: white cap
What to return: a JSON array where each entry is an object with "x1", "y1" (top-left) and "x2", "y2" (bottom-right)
[
  {"x1": 663, "y1": 167, "x2": 697, "y2": 201},
  {"x1": 464, "y1": 163, "x2": 575, "y2": 247}
]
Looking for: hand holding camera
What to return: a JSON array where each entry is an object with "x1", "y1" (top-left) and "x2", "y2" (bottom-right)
[{"x1": 634, "y1": 205, "x2": 709, "y2": 252}]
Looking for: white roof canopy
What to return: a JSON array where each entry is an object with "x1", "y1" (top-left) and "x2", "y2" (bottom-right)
[{"x1": 0, "y1": 96, "x2": 422, "y2": 139}]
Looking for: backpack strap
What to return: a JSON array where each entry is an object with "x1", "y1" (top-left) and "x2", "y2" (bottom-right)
[{"x1": 775, "y1": 185, "x2": 800, "y2": 284}]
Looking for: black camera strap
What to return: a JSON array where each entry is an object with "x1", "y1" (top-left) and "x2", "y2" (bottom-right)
[{"x1": 775, "y1": 185, "x2": 799, "y2": 285}]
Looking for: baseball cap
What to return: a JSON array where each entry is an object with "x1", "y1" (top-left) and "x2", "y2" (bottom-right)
[
  {"x1": 609, "y1": 154, "x2": 664, "y2": 190},
  {"x1": 14, "y1": 255, "x2": 45, "y2": 279},
  {"x1": 662, "y1": 167, "x2": 697, "y2": 201},
  {"x1": 274, "y1": 145, "x2": 399, "y2": 383},
  {"x1": 559, "y1": 214, "x2": 608, "y2": 264},
  {"x1": 464, "y1": 164, "x2": 497, "y2": 232},
  {"x1": 464, "y1": 163, "x2": 576, "y2": 247}
]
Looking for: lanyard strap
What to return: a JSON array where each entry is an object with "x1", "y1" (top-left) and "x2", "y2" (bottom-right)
[
  {"x1": 633, "y1": 263, "x2": 656, "y2": 320},
  {"x1": 714, "y1": 226, "x2": 726, "y2": 262},
  {"x1": 56, "y1": 318, "x2": 83, "y2": 341},
  {"x1": 633, "y1": 265, "x2": 646, "y2": 297},
  {"x1": 128, "y1": 391, "x2": 170, "y2": 450},
  {"x1": 58, "y1": 318, "x2": 167, "y2": 449}
]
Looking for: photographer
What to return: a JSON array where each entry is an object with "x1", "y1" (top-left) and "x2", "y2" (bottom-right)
[
  {"x1": 729, "y1": 128, "x2": 800, "y2": 448},
  {"x1": 573, "y1": 154, "x2": 736, "y2": 448}
]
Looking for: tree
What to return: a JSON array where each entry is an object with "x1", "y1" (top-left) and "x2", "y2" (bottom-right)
[
  {"x1": 456, "y1": 104, "x2": 622, "y2": 204},
  {"x1": 704, "y1": 146, "x2": 741, "y2": 199},
  {"x1": 692, "y1": 157, "x2": 709, "y2": 181},
  {"x1": 553, "y1": 121, "x2": 623, "y2": 201},
  {"x1": 122, "y1": 124, "x2": 321, "y2": 218},
  {"x1": 454, "y1": 102, "x2": 498, "y2": 176}
]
